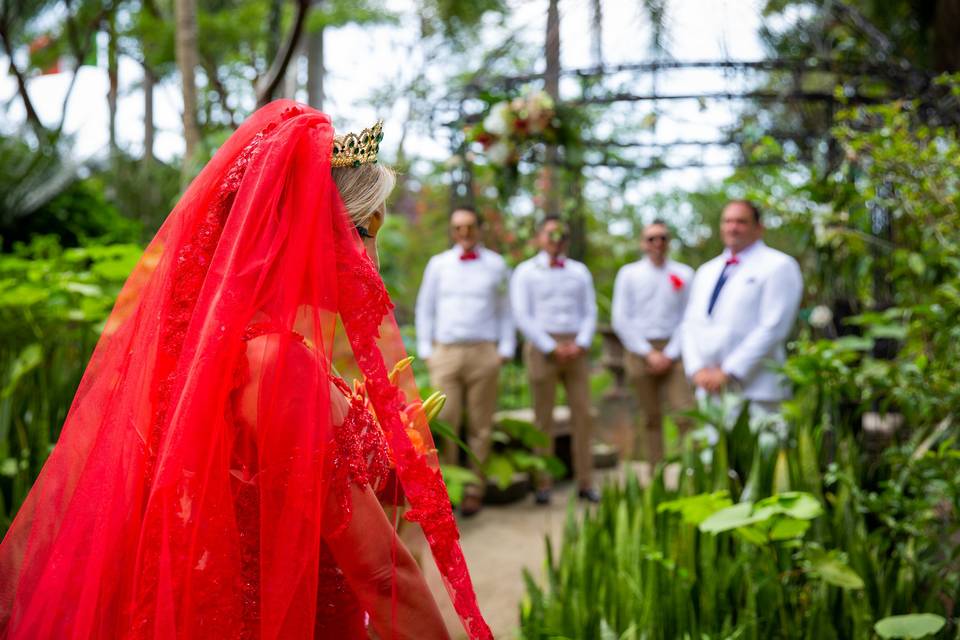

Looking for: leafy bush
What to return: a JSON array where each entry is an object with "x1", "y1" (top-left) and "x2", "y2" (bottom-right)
[
  {"x1": 520, "y1": 398, "x2": 956, "y2": 639},
  {"x1": 0, "y1": 237, "x2": 141, "y2": 532}
]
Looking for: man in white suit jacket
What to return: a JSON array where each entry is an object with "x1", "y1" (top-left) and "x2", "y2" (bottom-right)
[{"x1": 681, "y1": 200, "x2": 803, "y2": 413}]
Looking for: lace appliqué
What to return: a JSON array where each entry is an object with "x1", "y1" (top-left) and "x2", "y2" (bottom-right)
[
  {"x1": 335, "y1": 238, "x2": 494, "y2": 640},
  {"x1": 327, "y1": 376, "x2": 392, "y2": 533}
]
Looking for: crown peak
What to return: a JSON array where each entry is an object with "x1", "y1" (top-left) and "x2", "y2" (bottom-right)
[{"x1": 332, "y1": 120, "x2": 384, "y2": 168}]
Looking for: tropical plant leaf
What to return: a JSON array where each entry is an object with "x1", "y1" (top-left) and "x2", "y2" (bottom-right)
[
  {"x1": 806, "y1": 548, "x2": 865, "y2": 590},
  {"x1": 874, "y1": 614, "x2": 946, "y2": 638},
  {"x1": 658, "y1": 491, "x2": 733, "y2": 526}
]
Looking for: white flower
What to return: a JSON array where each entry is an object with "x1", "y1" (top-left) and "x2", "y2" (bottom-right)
[
  {"x1": 483, "y1": 102, "x2": 511, "y2": 136},
  {"x1": 810, "y1": 305, "x2": 833, "y2": 329},
  {"x1": 486, "y1": 141, "x2": 512, "y2": 165}
]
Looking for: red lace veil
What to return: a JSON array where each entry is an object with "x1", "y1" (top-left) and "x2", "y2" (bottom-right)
[{"x1": 0, "y1": 101, "x2": 491, "y2": 639}]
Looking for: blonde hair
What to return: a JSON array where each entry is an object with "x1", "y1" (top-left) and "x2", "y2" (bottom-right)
[{"x1": 331, "y1": 163, "x2": 396, "y2": 228}]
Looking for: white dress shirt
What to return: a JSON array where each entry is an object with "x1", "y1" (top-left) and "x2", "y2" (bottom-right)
[
  {"x1": 415, "y1": 245, "x2": 515, "y2": 359},
  {"x1": 611, "y1": 257, "x2": 694, "y2": 360},
  {"x1": 680, "y1": 240, "x2": 803, "y2": 401},
  {"x1": 510, "y1": 252, "x2": 597, "y2": 354}
]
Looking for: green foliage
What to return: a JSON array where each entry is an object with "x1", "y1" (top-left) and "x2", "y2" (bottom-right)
[
  {"x1": 484, "y1": 416, "x2": 564, "y2": 490},
  {"x1": 0, "y1": 136, "x2": 144, "y2": 247},
  {"x1": 0, "y1": 237, "x2": 142, "y2": 532},
  {"x1": 522, "y1": 85, "x2": 960, "y2": 639},
  {"x1": 520, "y1": 396, "x2": 954, "y2": 639},
  {"x1": 305, "y1": 0, "x2": 397, "y2": 31}
]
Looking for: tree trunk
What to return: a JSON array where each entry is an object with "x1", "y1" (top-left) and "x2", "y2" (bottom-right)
[
  {"x1": 267, "y1": 0, "x2": 283, "y2": 64},
  {"x1": 590, "y1": 0, "x2": 602, "y2": 67},
  {"x1": 174, "y1": 0, "x2": 201, "y2": 179},
  {"x1": 107, "y1": 13, "x2": 119, "y2": 156},
  {"x1": 143, "y1": 63, "x2": 155, "y2": 165},
  {"x1": 934, "y1": 0, "x2": 960, "y2": 71},
  {"x1": 256, "y1": 0, "x2": 311, "y2": 107},
  {"x1": 306, "y1": 25, "x2": 325, "y2": 108},
  {"x1": 0, "y1": 28, "x2": 45, "y2": 136},
  {"x1": 543, "y1": 0, "x2": 561, "y2": 218}
]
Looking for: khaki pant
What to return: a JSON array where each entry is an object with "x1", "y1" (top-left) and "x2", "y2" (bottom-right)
[
  {"x1": 625, "y1": 339, "x2": 694, "y2": 464},
  {"x1": 524, "y1": 336, "x2": 593, "y2": 490},
  {"x1": 428, "y1": 342, "x2": 500, "y2": 495}
]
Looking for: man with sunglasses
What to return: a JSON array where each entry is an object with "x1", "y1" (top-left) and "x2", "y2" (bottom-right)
[
  {"x1": 612, "y1": 220, "x2": 695, "y2": 465},
  {"x1": 415, "y1": 206, "x2": 515, "y2": 516},
  {"x1": 510, "y1": 216, "x2": 600, "y2": 504}
]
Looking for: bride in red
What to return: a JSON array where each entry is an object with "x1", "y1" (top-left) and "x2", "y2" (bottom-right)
[{"x1": 0, "y1": 101, "x2": 492, "y2": 640}]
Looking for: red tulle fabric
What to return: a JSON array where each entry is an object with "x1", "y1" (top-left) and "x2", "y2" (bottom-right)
[{"x1": 0, "y1": 101, "x2": 491, "y2": 639}]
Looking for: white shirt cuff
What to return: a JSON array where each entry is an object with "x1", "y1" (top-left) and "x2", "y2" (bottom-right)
[{"x1": 534, "y1": 335, "x2": 558, "y2": 354}]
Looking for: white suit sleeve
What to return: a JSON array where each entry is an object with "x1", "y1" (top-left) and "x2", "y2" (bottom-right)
[
  {"x1": 721, "y1": 258, "x2": 803, "y2": 381},
  {"x1": 575, "y1": 267, "x2": 597, "y2": 349},
  {"x1": 663, "y1": 270, "x2": 691, "y2": 360},
  {"x1": 611, "y1": 267, "x2": 651, "y2": 356},
  {"x1": 496, "y1": 264, "x2": 516, "y2": 358},
  {"x1": 680, "y1": 270, "x2": 706, "y2": 378},
  {"x1": 414, "y1": 257, "x2": 439, "y2": 359},
  {"x1": 510, "y1": 265, "x2": 557, "y2": 354}
]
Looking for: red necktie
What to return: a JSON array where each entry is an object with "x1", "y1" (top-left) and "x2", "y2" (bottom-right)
[
  {"x1": 725, "y1": 255, "x2": 740, "y2": 266},
  {"x1": 460, "y1": 250, "x2": 479, "y2": 261},
  {"x1": 550, "y1": 257, "x2": 565, "y2": 269}
]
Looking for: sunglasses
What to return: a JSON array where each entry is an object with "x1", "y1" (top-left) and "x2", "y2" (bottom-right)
[{"x1": 644, "y1": 234, "x2": 669, "y2": 243}]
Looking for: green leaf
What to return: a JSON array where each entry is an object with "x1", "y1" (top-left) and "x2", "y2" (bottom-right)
[
  {"x1": 767, "y1": 517, "x2": 810, "y2": 540},
  {"x1": 907, "y1": 253, "x2": 926, "y2": 276},
  {"x1": 699, "y1": 503, "x2": 767, "y2": 533},
  {"x1": 3, "y1": 344, "x2": 43, "y2": 398},
  {"x1": 439, "y1": 464, "x2": 481, "y2": 506},
  {"x1": 753, "y1": 492, "x2": 823, "y2": 521},
  {"x1": 0, "y1": 458, "x2": 18, "y2": 477},
  {"x1": 658, "y1": 491, "x2": 733, "y2": 526},
  {"x1": 807, "y1": 548, "x2": 865, "y2": 590},
  {"x1": 496, "y1": 417, "x2": 549, "y2": 449},
  {"x1": 484, "y1": 453, "x2": 516, "y2": 489},
  {"x1": 833, "y1": 336, "x2": 874, "y2": 352},
  {"x1": 874, "y1": 614, "x2": 946, "y2": 638},
  {"x1": 431, "y1": 419, "x2": 480, "y2": 467},
  {"x1": 542, "y1": 455, "x2": 566, "y2": 479}
]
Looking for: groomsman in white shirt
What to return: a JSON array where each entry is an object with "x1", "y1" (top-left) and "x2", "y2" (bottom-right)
[
  {"x1": 510, "y1": 216, "x2": 599, "y2": 504},
  {"x1": 681, "y1": 200, "x2": 803, "y2": 414},
  {"x1": 415, "y1": 206, "x2": 515, "y2": 516},
  {"x1": 612, "y1": 220, "x2": 695, "y2": 464}
]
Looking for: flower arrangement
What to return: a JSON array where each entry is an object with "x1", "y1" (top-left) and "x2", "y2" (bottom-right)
[{"x1": 466, "y1": 90, "x2": 562, "y2": 167}]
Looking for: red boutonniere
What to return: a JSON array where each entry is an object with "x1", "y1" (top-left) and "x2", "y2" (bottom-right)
[{"x1": 669, "y1": 273, "x2": 685, "y2": 291}]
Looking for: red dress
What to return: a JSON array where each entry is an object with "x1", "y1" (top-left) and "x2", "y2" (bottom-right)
[{"x1": 0, "y1": 101, "x2": 491, "y2": 640}]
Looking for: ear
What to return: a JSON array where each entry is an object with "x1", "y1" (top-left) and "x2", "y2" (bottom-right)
[{"x1": 367, "y1": 207, "x2": 386, "y2": 235}]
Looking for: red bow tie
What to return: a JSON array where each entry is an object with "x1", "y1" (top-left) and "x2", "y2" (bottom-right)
[
  {"x1": 725, "y1": 255, "x2": 740, "y2": 266},
  {"x1": 460, "y1": 250, "x2": 479, "y2": 261},
  {"x1": 549, "y1": 257, "x2": 566, "y2": 269}
]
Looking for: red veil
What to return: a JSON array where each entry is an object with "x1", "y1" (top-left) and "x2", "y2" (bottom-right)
[{"x1": 0, "y1": 101, "x2": 491, "y2": 639}]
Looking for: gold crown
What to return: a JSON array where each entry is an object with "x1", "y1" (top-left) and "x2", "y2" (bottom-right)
[{"x1": 331, "y1": 120, "x2": 384, "y2": 168}]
